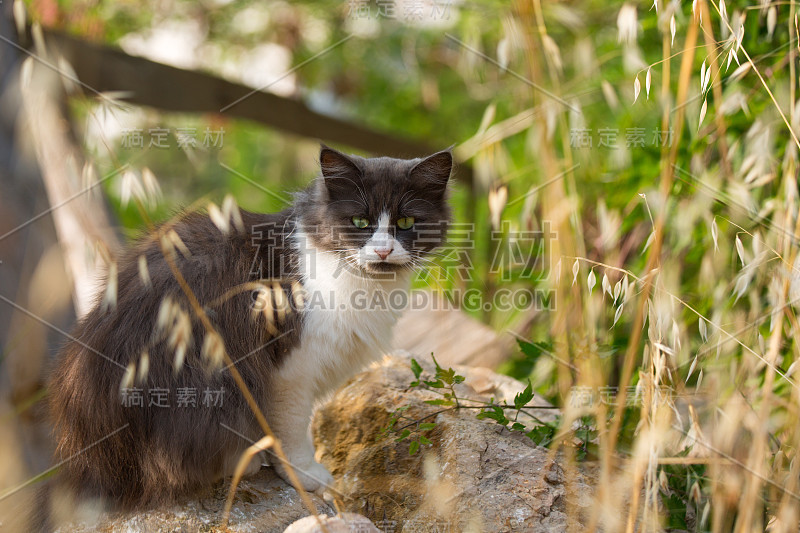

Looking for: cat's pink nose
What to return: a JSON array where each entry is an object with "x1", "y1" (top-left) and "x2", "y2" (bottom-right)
[{"x1": 374, "y1": 248, "x2": 393, "y2": 260}]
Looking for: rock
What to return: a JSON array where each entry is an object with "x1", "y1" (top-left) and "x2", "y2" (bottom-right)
[
  {"x1": 283, "y1": 512, "x2": 379, "y2": 533},
  {"x1": 52, "y1": 353, "x2": 590, "y2": 532},
  {"x1": 55, "y1": 468, "x2": 334, "y2": 533},
  {"x1": 312, "y1": 353, "x2": 591, "y2": 532}
]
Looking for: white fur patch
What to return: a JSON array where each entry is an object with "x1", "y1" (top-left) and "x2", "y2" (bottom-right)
[
  {"x1": 266, "y1": 227, "x2": 411, "y2": 477},
  {"x1": 358, "y1": 211, "x2": 412, "y2": 267},
  {"x1": 277, "y1": 228, "x2": 410, "y2": 397}
]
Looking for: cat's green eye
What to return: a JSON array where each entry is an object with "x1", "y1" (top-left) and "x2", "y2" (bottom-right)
[
  {"x1": 352, "y1": 216, "x2": 370, "y2": 229},
  {"x1": 397, "y1": 217, "x2": 415, "y2": 230}
]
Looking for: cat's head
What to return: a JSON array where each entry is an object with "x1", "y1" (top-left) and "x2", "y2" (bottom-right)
[{"x1": 297, "y1": 145, "x2": 453, "y2": 275}]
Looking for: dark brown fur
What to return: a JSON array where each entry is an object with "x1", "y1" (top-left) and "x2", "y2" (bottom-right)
[{"x1": 48, "y1": 210, "x2": 302, "y2": 508}]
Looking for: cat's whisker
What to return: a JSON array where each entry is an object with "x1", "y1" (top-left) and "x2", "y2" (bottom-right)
[
  {"x1": 404, "y1": 198, "x2": 436, "y2": 209},
  {"x1": 418, "y1": 248, "x2": 459, "y2": 260},
  {"x1": 327, "y1": 199, "x2": 367, "y2": 209},
  {"x1": 325, "y1": 174, "x2": 370, "y2": 209},
  {"x1": 407, "y1": 255, "x2": 459, "y2": 288},
  {"x1": 411, "y1": 266, "x2": 446, "y2": 294}
]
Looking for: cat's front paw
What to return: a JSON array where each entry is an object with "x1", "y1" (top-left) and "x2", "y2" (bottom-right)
[{"x1": 275, "y1": 458, "x2": 334, "y2": 492}]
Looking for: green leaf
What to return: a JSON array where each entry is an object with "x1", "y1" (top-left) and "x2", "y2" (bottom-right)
[
  {"x1": 525, "y1": 424, "x2": 556, "y2": 446},
  {"x1": 419, "y1": 435, "x2": 431, "y2": 445},
  {"x1": 411, "y1": 358, "x2": 423, "y2": 379},
  {"x1": 432, "y1": 362, "x2": 465, "y2": 386},
  {"x1": 409, "y1": 440, "x2": 420, "y2": 455},
  {"x1": 576, "y1": 446, "x2": 588, "y2": 461},
  {"x1": 424, "y1": 399, "x2": 454, "y2": 406},
  {"x1": 514, "y1": 380, "x2": 534, "y2": 410},
  {"x1": 516, "y1": 339, "x2": 552, "y2": 361},
  {"x1": 395, "y1": 429, "x2": 411, "y2": 442},
  {"x1": 477, "y1": 404, "x2": 509, "y2": 425},
  {"x1": 431, "y1": 353, "x2": 443, "y2": 373},
  {"x1": 575, "y1": 426, "x2": 595, "y2": 442},
  {"x1": 511, "y1": 422, "x2": 527, "y2": 431},
  {"x1": 419, "y1": 422, "x2": 437, "y2": 430},
  {"x1": 424, "y1": 380, "x2": 445, "y2": 388}
]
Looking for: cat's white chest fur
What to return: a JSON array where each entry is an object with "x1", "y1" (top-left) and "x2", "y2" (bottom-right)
[{"x1": 276, "y1": 232, "x2": 410, "y2": 396}]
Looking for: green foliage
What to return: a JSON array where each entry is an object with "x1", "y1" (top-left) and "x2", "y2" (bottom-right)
[
  {"x1": 574, "y1": 416, "x2": 598, "y2": 462},
  {"x1": 525, "y1": 422, "x2": 557, "y2": 447},
  {"x1": 658, "y1": 460, "x2": 710, "y2": 532},
  {"x1": 501, "y1": 339, "x2": 554, "y2": 379},
  {"x1": 380, "y1": 353, "x2": 561, "y2": 455},
  {"x1": 476, "y1": 403, "x2": 509, "y2": 426},
  {"x1": 377, "y1": 404, "x2": 437, "y2": 456},
  {"x1": 514, "y1": 379, "x2": 534, "y2": 409}
]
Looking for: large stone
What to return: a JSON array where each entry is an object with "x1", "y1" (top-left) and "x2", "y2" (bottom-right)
[
  {"x1": 52, "y1": 353, "x2": 589, "y2": 532},
  {"x1": 312, "y1": 353, "x2": 590, "y2": 532}
]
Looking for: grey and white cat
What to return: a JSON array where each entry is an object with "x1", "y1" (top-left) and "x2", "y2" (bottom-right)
[{"x1": 48, "y1": 145, "x2": 452, "y2": 508}]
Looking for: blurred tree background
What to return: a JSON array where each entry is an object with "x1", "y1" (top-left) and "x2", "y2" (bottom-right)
[{"x1": 4, "y1": 0, "x2": 800, "y2": 530}]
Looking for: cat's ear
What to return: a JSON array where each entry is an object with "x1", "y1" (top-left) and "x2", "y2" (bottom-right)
[
  {"x1": 409, "y1": 149, "x2": 453, "y2": 197},
  {"x1": 319, "y1": 144, "x2": 361, "y2": 198}
]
